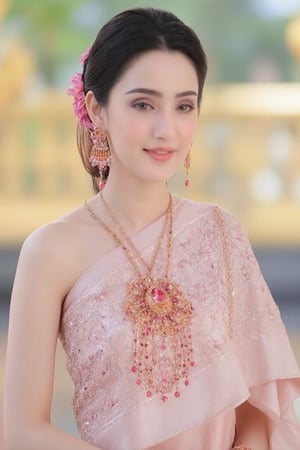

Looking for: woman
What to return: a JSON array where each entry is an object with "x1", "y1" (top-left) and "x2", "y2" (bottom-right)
[{"x1": 4, "y1": 7, "x2": 300, "y2": 450}]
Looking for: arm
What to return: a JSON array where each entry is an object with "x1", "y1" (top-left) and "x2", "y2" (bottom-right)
[
  {"x1": 233, "y1": 401, "x2": 269, "y2": 450},
  {"x1": 3, "y1": 224, "x2": 103, "y2": 450}
]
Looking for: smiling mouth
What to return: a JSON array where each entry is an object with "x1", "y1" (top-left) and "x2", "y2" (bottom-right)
[
  {"x1": 146, "y1": 150, "x2": 172, "y2": 154},
  {"x1": 144, "y1": 148, "x2": 175, "y2": 161},
  {"x1": 144, "y1": 147, "x2": 175, "y2": 153}
]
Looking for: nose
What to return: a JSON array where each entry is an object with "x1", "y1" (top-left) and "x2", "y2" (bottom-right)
[{"x1": 152, "y1": 109, "x2": 177, "y2": 141}]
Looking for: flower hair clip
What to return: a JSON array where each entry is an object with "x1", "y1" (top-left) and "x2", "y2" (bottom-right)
[{"x1": 67, "y1": 47, "x2": 92, "y2": 130}]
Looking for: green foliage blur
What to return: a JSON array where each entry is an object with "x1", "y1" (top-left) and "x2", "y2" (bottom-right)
[{"x1": 5, "y1": 0, "x2": 300, "y2": 87}]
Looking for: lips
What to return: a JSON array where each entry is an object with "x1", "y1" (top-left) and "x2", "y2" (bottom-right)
[{"x1": 144, "y1": 147, "x2": 175, "y2": 162}]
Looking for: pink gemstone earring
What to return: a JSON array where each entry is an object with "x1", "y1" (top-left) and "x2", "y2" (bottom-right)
[
  {"x1": 89, "y1": 125, "x2": 111, "y2": 190},
  {"x1": 183, "y1": 150, "x2": 191, "y2": 187}
]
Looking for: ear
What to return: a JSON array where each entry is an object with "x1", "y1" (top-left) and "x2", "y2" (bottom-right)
[{"x1": 85, "y1": 90, "x2": 107, "y2": 128}]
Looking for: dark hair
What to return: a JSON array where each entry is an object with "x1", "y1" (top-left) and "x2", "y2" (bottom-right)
[{"x1": 78, "y1": 7, "x2": 208, "y2": 192}]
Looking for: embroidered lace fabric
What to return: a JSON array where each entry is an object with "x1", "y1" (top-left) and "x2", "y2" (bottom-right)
[{"x1": 59, "y1": 199, "x2": 300, "y2": 450}]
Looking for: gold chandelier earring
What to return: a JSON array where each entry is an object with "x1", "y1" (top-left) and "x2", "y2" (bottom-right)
[{"x1": 89, "y1": 125, "x2": 111, "y2": 190}]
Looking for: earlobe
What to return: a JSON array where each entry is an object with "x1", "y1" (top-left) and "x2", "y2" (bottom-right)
[{"x1": 85, "y1": 90, "x2": 105, "y2": 127}]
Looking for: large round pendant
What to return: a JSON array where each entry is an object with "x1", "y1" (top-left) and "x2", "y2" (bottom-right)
[{"x1": 124, "y1": 277, "x2": 194, "y2": 401}]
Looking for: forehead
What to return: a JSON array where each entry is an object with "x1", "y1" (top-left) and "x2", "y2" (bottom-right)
[{"x1": 112, "y1": 49, "x2": 198, "y2": 94}]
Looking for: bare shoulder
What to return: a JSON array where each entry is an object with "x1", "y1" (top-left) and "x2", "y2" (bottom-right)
[
  {"x1": 22, "y1": 206, "x2": 84, "y2": 258},
  {"x1": 18, "y1": 200, "x2": 113, "y2": 298},
  {"x1": 17, "y1": 208, "x2": 88, "y2": 297},
  {"x1": 5, "y1": 203, "x2": 104, "y2": 433}
]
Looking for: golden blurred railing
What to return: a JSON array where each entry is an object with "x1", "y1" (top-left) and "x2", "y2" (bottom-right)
[{"x1": 0, "y1": 84, "x2": 300, "y2": 246}]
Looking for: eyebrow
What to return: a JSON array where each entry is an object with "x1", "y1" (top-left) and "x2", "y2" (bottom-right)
[{"x1": 124, "y1": 88, "x2": 198, "y2": 98}]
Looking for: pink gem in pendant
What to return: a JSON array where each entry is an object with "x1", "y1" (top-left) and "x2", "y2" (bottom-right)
[
  {"x1": 174, "y1": 391, "x2": 180, "y2": 398},
  {"x1": 162, "y1": 395, "x2": 168, "y2": 402},
  {"x1": 151, "y1": 288, "x2": 166, "y2": 303},
  {"x1": 146, "y1": 391, "x2": 152, "y2": 397}
]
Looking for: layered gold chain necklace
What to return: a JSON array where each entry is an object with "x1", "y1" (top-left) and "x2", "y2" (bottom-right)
[{"x1": 84, "y1": 193, "x2": 194, "y2": 402}]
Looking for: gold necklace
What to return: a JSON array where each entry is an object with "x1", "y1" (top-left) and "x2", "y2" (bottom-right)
[
  {"x1": 84, "y1": 194, "x2": 194, "y2": 402},
  {"x1": 86, "y1": 194, "x2": 171, "y2": 276}
]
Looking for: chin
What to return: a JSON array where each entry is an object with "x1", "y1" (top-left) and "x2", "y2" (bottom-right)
[
  {"x1": 142, "y1": 174, "x2": 175, "y2": 185},
  {"x1": 141, "y1": 167, "x2": 178, "y2": 184}
]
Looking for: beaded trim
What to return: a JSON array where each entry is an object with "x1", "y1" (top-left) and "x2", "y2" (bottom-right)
[{"x1": 232, "y1": 446, "x2": 252, "y2": 450}]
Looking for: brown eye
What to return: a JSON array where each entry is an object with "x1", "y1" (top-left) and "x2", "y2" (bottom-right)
[
  {"x1": 133, "y1": 101, "x2": 153, "y2": 110},
  {"x1": 177, "y1": 104, "x2": 194, "y2": 112}
]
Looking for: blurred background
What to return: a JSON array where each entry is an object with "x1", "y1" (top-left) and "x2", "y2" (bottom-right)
[{"x1": 0, "y1": 0, "x2": 300, "y2": 445}]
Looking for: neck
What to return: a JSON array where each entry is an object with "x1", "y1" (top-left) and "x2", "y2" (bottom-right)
[{"x1": 100, "y1": 178, "x2": 171, "y2": 233}]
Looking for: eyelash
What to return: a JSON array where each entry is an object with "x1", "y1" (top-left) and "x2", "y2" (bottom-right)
[{"x1": 132, "y1": 101, "x2": 195, "y2": 112}]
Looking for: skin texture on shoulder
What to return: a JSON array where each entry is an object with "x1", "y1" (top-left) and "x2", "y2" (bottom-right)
[{"x1": 3, "y1": 204, "x2": 109, "y2": 450}]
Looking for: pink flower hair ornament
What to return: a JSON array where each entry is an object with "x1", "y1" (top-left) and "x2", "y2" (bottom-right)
[{"x1": 67, "y1": 47, "x2": 93, "y2": 130}]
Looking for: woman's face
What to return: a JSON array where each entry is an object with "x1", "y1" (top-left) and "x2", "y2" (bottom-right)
[{"x1": 98, "y1": 49, "x2": 199, "y2": 185}]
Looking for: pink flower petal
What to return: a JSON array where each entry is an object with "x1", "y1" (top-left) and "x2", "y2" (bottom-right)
[
  {"x1": 67, "y1": 47, "x2": 93, "y2": 130},
  {"x1": 80, "y1": 47, "x2": 91, "y2": 65}
]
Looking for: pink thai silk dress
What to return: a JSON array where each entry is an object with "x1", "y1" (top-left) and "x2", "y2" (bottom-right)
[{"x1": 60, "y1": 198, "x2": 300, "y2": 450}]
